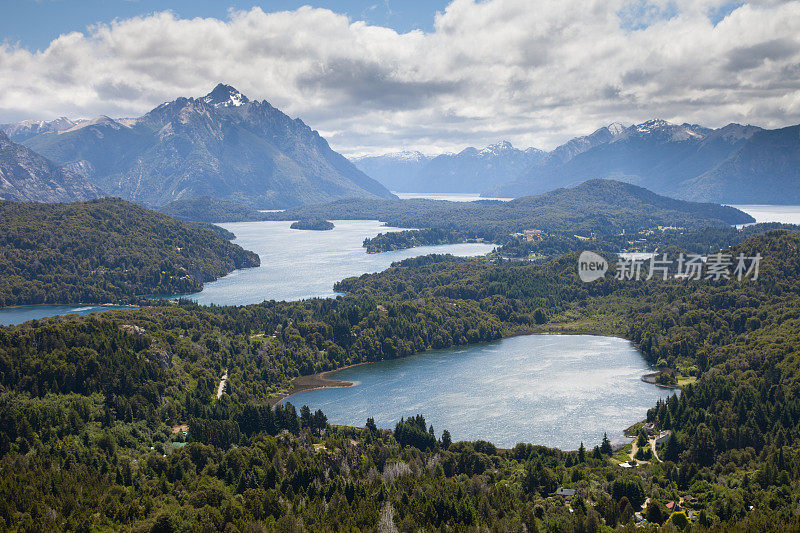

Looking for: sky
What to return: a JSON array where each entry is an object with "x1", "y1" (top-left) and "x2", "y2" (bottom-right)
[{"x1": 1, "y1": 0, "x2": 799, "y2": 155}]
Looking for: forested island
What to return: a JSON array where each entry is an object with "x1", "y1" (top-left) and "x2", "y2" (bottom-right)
[
  {"x1": 0, "y1": 226, "x2": 798, "y2": 530},
  {"x1": 0, "y1": 198, "x2": 260, "y2": 307},
  {"x1": 290, "y1": 218, "x2": 335, "y2": 231}
]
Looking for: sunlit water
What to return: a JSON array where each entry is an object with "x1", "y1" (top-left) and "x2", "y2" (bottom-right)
[
  {"x1": 394, "y1": 192, "x2": 513, "y2": 202},
  {"x1": 0, "y1": 219, "x2": 494, "y2": 323},
  {"x1": 730, "y1": 205, "x2": 800, "y2": 225},
  {"x1": 281, "y1": 334, "x2": 670, "y2": 450}
]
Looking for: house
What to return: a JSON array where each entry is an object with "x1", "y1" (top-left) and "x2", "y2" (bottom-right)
[
  {"x1": 643, "y1": 422, "x2": 656, "y2": 436},
  {"x1": 655, "y1": 430, "x2": 672, "y2": 447},
  {"x1": 556, "y1": 488, "x2": 576, "y2": 497}
]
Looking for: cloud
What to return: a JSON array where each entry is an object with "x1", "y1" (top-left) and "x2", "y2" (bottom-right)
[{"x1": 1, "y1": 0, "x2": 799, "y2": 155}]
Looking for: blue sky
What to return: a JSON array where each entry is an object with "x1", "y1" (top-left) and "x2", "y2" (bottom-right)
[{"x1": 2, "y1": 1, "x2": 448, "y2": 51}]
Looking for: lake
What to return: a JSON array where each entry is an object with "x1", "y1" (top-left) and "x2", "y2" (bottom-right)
[
  {"x1": 730, "y1": 205, "x2": 800, "y2": 225},
  {"x1": 0, "y1": 219, "x2": 494, "y2": 324},
  {"x1": 281, "y1": 334, "x2": 670, "y2": 450},
  {"x1": 0, "y1": 304, "x2": 137, "y2": 326},
  {"x1": 394, "y1": 192, "x2": 513, "y2": 202},
  {"x1": 183, "y1": 220, "x2": 495, "y2": 305}
]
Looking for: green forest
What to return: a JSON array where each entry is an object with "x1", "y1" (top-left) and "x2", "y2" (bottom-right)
[
  {"x1": 290, "y1": 219, "x2": 335, "y2": 231},
  {"x1": 0, "y1": 199, "x2": 260, "y2": 307},
  {"x1": 1, "y1": 228, "x2": 799, "y2": 530}
]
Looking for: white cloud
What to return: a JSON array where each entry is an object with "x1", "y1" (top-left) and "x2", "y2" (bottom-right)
[{"x1": 1, "y1": 0, "x2": 799, "y2": 155}]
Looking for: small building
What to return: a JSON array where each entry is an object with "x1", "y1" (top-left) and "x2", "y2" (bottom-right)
[
  {"x1": 643, "y1": 422, "x2": 656, "y2": 435},
  {"x1": 655, "y1": 430, "x2": 672, "y2": 447},
  {"x1": 556, "y1": 488, "x2": 576, "y2": 497}
]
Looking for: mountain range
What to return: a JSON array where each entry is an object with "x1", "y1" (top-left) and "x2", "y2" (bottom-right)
[
  {"x1": 3, "y1": 84, "x2": 395, "y2": 208},
  {"x1": 352, "y1": 141, "x2": 545, "y2": 193},
  {"x1": 353, "y1": 119, "x2": 800, "y2": 205},
  {"x1": 0, "y1": 130, "x2": 102, "y2": 202},
  {"x1": 484, "y1": 119, "x2": 799, "y2": 204}
]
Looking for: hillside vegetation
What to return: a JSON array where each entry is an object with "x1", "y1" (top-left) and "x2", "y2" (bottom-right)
[
  {"x1": 0, "y1": 198, "x2": 259, "y2": 306},
  {"x1": 266, "y1": 179, "x2": 753, "y2": 239},
  {"x1": 0, "y1": 231, "x2": 798, "y2": 529}
]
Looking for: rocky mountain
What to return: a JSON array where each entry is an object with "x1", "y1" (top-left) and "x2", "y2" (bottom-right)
[
  {"x1": 678, "y1": 125, "x2": 800, "y2": 204},
  {"x1": 484, "y1": 119, "x2": 776, "y2": 203},
  {"x1": 0, "y1": 117, "x2": 80, "y2": 142},
  {"x1": 20, "y1": 84, "x2": 396, "y2": 209},
  {"x1": 351, "y1": 151, "x2": 432, "y2": 191},
  {"x1": 352, "y1": 141, "x2": 545, "y2": 193},
  {"x1": 0, "y1": 130, "x2": 103, "y2": 202}
]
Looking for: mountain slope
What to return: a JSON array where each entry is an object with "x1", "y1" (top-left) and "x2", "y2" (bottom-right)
[
  {"x1": 158, "y1": 196, "x2": 269, "y2": 223},
  {"x1": 22, "y1": 84, "x2": 396, "y2": 209},
  {"x1": 484, "y1": 120, "x2": 739, "y2": 198},
  {"x1": 351, "y1": 151, "x2": 431, "y2": 191},
  {"x1": 678, "y1": 125, "x2": 800, "y2": 204},
  {"x1": 0, "y1": 198, "x2": 259, "y2": 306},
  {"x1": 0, "y1": 117, "x2": 79, "y2": 142},
  {"x1": 0, "y1": 130, "x2": 103, "y2": 202},
  {"x1": 352, "y1": 141, "x2": 545, "y2": 193}
]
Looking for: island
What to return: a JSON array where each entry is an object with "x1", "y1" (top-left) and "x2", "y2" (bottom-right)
[{"x1": 290, "y1": 218, "x2": 335, "y2": 231}]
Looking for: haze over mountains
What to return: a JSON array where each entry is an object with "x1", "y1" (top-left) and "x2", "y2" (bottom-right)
[
  {"x1": 356, "y1": 119, "x2": 800, "y2": 205},
  {"x1": 352, "y1": 141, "x2": 545, "y2": 193},
  {"x1": 2, "y1": 84, "x2": 395, "y2": 208}
]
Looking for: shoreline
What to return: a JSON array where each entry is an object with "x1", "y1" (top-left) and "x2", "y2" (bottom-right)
[
  {"x1": 267, "y1": 362, "x2": 369, "y2": 406},
  {"x1": 267, "y1": 329, "x2": 671, "y2": 407},
  {"x1": 0, "y1": 302, "x2": 141, "y2": 311}
]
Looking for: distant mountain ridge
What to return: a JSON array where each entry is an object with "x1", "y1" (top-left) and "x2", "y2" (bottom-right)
[
  {"x1": 11, "y1": 84, "x2": 395, "y2": 209},
  {"x1": 0, "y1": 130, "x2": 103, "y2": 203},
  {"x1": 352, "y1": 141, "x2": 545, "y2": 193},
  {"x1": 485, "y1": 119, "x2": 799, "y2": 204},
  {"x1": 0, "y1": 117, "x2": 81, "y2": 142}
]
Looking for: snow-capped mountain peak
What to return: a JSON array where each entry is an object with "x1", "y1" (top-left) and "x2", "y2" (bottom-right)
[
  {"x1": 202, "y1": 84, "x2": 250, "y2": 107},
  {"x1": 606, "y1": 122, "x2": 626, "y2": 136},
  {"x1": 480, "y1": 140, "x2": 515, "y2": 155}
]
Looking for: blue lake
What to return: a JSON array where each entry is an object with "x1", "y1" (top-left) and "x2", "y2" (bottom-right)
[
  {"x1": 0, "y1": 304, "x2": 136, "y2": 326},
  {"x1": 0, "y1": 219, "x2": 493, "y2": 324},
  {"x1": 281, "y1": 334, "x2": 671, "y2": 450}
]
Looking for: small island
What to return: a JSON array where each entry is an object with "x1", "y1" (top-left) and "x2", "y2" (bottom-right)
[{"x1": 290, "y1": 218, "x2": 335, "y2": 231}]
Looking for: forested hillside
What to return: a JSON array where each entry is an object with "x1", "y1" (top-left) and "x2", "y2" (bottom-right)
[
  {"x1": 0, "y1": 198, "x2": 259, "y2": 306},
  {"x1": 0, "y1": 231, "x2": 798, "y2": 530},
  {"x1": 266, "y1": 179, "x2": 753, "y2": 239}
]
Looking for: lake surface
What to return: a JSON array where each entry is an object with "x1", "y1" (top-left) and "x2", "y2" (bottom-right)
[
  {"x1": 281, "y1": 334, "x2": 670, "y2": 450},
  {"x1": 731, "y1": 205, "x2": 800, "y2": 225},
  {"x1": 394, "y1": 192, "x2": 513, "y2": 202},
  {"x1": 183, "y1": 220, "x2": 494, "y2": 305},
  {"x1": 0, "y1": 219, "x2": 494, "y2": 324},
  {"x1": 0, "y1": 304, "x2": 136, "y2": 326}
]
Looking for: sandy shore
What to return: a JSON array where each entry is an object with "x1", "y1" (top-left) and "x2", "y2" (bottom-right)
[{"x1": 267, "y1": 363, "x2": 366, "y2": 406}]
